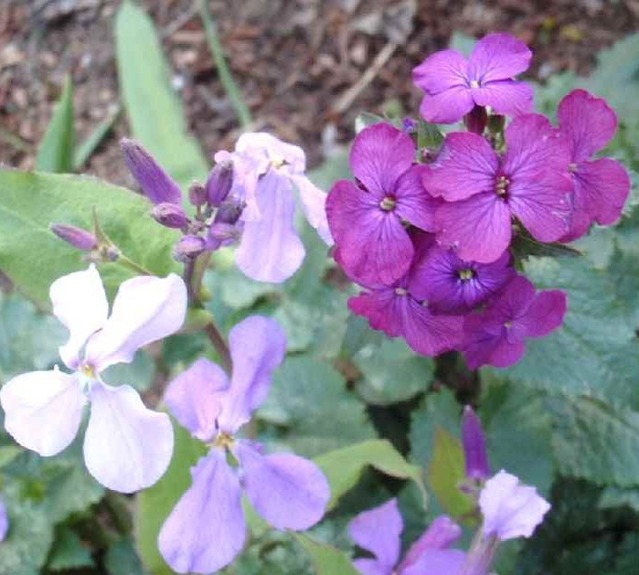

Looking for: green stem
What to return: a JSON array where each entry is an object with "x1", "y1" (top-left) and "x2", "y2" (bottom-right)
[
  {"x1": 197, "y1": 0, "x2": 252, "y2": 128},
  {"x1": 116, "y1": 253, "x2": 154, "y2": 276}
]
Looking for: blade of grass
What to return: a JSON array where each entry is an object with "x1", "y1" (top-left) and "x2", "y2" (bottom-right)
[
  {"x1": 73, "y1": 104, "x2": 121, "y2": 170},
  {"x1": 35, "y1": 75, "x2": 74, "y2": 173},
  {"x1": 197, "y1": 0, "x2": 252, "y2": 128}
]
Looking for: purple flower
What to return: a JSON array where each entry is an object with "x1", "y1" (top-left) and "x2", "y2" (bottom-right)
[
  {"x1": 557, "y1": 89, "x2": 631, "y2": 241},
  {"x1": 461, "y1": 406, "x2": 490, "y2": 481},
  {"x1": 423, "y1": 114, "x2": 573, "y2": 263},
  {"x1": 0, "y1": 499, "x2": 7, "y2": 542},
  {"x1": 348, "y1": 234, "x2": 464, "y2": 357},
  {"x1": 159, "y1": 316, "x2": 330, "y2": 574},
  {"x1": 326, "y1": 123, "x2": 439, "y2": 286},
  {"x1": 215, "y1": 132, "x2": 333, "y2": 283},
  {"x1": 479, "y1": 470, "x2": 550, "y2": 540},
  {"x1": 409, "y1": 246, "x2": 514, "y2": 314},
  {"x1": 348, "y1": 499, "x2": 466, "y2": 575},
  {"x1": 462, "y1": 275, "x2": 566, "y2": 369},
  {"x1": 50, "y1": 223, "x2": 98, "y2": 252},
  {"x1": 0, "y1": 266, "x2": 186, "y2": 492},
  {"x1": 413, "y1": 33, "x2": 533, "y2": 124}
]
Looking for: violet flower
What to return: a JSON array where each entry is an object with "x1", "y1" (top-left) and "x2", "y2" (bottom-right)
[
  {"x1": 557, "y1": 89, "x2": 631, "y2": 241},
  {"x1": 422, "y1": 114, "x2": 573, "y2": 263},
  {"x1": 215, "y1": 132, "x2": 333, "y2": 283},
  {"x1": 159, "y1": 316, "x2": 330, "y2": 574},
  {"x1": 0, "y1": 499, "x2": 7, "y2": 542},
  {"x1": 461, "y1": 406, "x2": 490, "y2": 481},
  {"x1": 0, "y1": 266, "x2": 187, "y2": 492},
  {"x1": 326, "y1": 123, "x2": 439, "y2": 286},
  {"x1": 462, "y1": 275, "x2": 566, "y2": 369},
  {"x1": 348, "y1": 499, "x2": 466, "y2": 575},
  {"x1": 413, "y1": 33, "x2": 533, "y2": 124}
]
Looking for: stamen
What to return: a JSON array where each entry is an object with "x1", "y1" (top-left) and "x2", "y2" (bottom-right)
[
  {"x1": 495, "y1": 175, "x2": 510, "y2": 198},
  {"x1": 394, "y1": 287, "x2": 407, "y2": 296},
  {"x1": 470, "y1": 79, "x2": 480, "y2": 89},
  {"x1": 380, "y1": 196, "x2": 396, "y2": 211},
  {"x1": 458, "y1": 268, "x2": 475, "y2": 281}
]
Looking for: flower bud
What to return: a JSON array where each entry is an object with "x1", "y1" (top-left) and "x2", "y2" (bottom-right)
[
  {"x1": 462, "y1": 406, "x2": 490, "y2": 481},
  {"x1": 173, "y1": 235, "x2": 206, "y2": 262},
  {"x1": 151, "y1": 202, "x2": 188, "y2": 229},
  {"x1": 50, "y1": 223, "x2": 98, "y2": 251},
  {"x1": 188, "y1": 182, "x2": 207, "y2": 207},
  {"x1": 205, "y1": 160, "x2": 234, "y2": 207},
  {"x1": 120, "y1": 139, "x2": 182, "y2": 206},
  {"x1": 464, "y1": 105, "x2": 488, "y2": 135},
  {"x1": 214, "y1": 199, "x2": 245, "y2": 227}
]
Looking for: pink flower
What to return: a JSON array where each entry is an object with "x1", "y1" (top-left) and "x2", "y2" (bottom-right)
[{"x1": 413, "y1": 33, "x2": 533, "y2": 124}]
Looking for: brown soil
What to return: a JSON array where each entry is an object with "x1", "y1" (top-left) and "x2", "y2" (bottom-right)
[{"x1": 1, "y1": 0, "x2": 638, "y2": 188}]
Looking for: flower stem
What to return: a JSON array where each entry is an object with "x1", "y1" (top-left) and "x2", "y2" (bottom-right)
[
  {"x1": 204, "y1": 321, "x2": 232, "y2": 373},
  {"x1": 116, "y1": 253, "x2": 153, "y2": 276}
]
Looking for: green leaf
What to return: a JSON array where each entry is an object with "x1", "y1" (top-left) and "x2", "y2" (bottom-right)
[
  {"x1": 449, "y1": 31, "x2": 475, "y2": 55},
  {"x1": 294, "y1": 534, "x2": 359, "y2": 575},
  {"x1": 549, "y1": 395, "x2": 639, "y2": 488},
  {"x1": 105, "y1": 539, "x2": 148, "y2": 575},
  {"x1": 47, "y1": 528, "x2": 94, "y2": 571},
  {"x1": 73, "y1": 103, "x2": 121, "y2": 169},
  {"x1": 259, "y1": 357, "x2": 374, "y2": 457},
  {"x1": 35, "y1": 76, "x2": 74, "y2": 173},
  {"x1": 135, "y1": 418, "x2": 207, "y2": 575},
  {"x1": 314, "y1": 439, "x2": 425, "y2": 510},
  {"x1": 0, "y1": 169, "x2": 178, "y2": 309},
  {"x1": 115, "y1": 0, "x2": 208, "y2": 186},
  {"x1": 599, "y1": 486, "x2": 639, "y2": 512}
]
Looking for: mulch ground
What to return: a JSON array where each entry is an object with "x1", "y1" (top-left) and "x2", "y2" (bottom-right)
[{"x1": 1, "y1": 0, "x2": 638, "y2": 189}]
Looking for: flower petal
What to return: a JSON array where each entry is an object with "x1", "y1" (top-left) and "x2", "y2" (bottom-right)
[
  {"x1": 516, "y1": 290, "x2": 567, "y2": 339},
  {"x1": 50, "y1": 265, "x2": 108, "y2": 370},
  {"x1": 348, "y1": 287, "x2": 405, "y2": 337},
  {"x1": 348, "y1": 499, "x2": 402, "y2": 569},
  {"x1": 164, "y1": 358, "x2": 230, "y2": 441},
  {"x1": 217, "y1": 316, "x2": 286, "y2": 434},
  {"x1": 471, "y1": 79, "x2": 533, "y2": 117},
  {"x1": 84, "y1": 382, "x2": 173, "y2": 492},
  {"x1": 85, "y1": 274, "x2": 187, "y2": 372},
  {"x1": 0, "y1": 500, "x2": 8, "y2": 542},
  {"x1": 234, "y1": 441, "x2": 330, "y2": 530},
  {"x1": 418, "y1": 85, "x2": 475, "y2": 124},
  {"x1": 400, "y1": 515, "x2": 463, "y2": 571},
  {"x1": 158, "y1": 450, "x2": 246, "y2": 574},
  {"x1": 349, "y1": 123, "x2": 415, "y2": 195},
  {"x1": 468, "y1": 33, "x2": 532, "y2": 82},
  {"x1": 435, "y1": 192, "x2": 512, "y2": 264},
  {"x1": 413, "y1": 49, "x2": 469, "y2": 95},
  {"x1": 422, "y1": 133, "x2": 497, "y2": 201},
  {"x1": 235, "y1": 171, "x2": 306, "y2": 283},
  {"x1": 0, "y1": 370, "x2": 85, "y2": 456},
  {"x1": 394, "y1": 166, "x2": 440, "y2": 231},
  {"x1": 291, "y1": 174, "x2": 334, "y2": 245},
  {"x1": 401, "y1": 549, "x2": 467, "y2": 575},
  {"x1": 352, "y1": 559, "x2": 390, "y2": 575}
]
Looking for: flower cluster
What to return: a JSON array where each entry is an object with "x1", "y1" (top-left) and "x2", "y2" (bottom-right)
[
  {"x1": 327, "y1": 32, "x2": 630, "y2": 369},
  {"x1": 120, "y1": 133, "x2": 332, "y2": 284},
  {"x1": 158, "y1": 315, "x2": 330, "y2": 574},
  {"x1": 348, "y1": 406, "x2": 550, "y2": 575}
]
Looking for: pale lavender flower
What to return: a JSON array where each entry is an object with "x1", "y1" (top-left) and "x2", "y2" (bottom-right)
[
  {"x1": 0, "y1": 500, "x2": 7, "y2": 542},
  {"x1": 159, "y1": 316, "x2": 330, "y2": 574},
  {"x1": 348, "y1": 499, "x2": 466, "y2": 575},
  {"x1": 215, "y1": 132, "x2": 333, "y2": 283},
  {"x1": 0, "y1": 266, "x2": 186, "y2": 493}
]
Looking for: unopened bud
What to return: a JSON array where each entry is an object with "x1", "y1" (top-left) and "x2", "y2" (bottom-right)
[
  {"x1": 151, "y1": 202, "x2": 188, "y2": 229},
  {"x1": 213, "y1": 199, "x2": 245, "y2": 226},
  {"x1": 172, "y1": 235, "x2": 206, "y2": 262},
  {"x1": 462, "y1": 406, "x2": 490, "y2": 481},
  {"x1": 401, "y1": 117, "x2": 418, "y2": 134},
  {"x1": 464, "y1": 105, "x2": 488, "y2": 135},
  {"x1": 120, "y1": 139, "x2": 182, "y2": 206},
  {"x1": 205, "y1": 160, "x2": 234, "y2": 207},
  {"x1": 50, "y1": 223, "x2": 98, "y2": 251},
  {"x1": 188, "y1": 182, "x2": 207, "y2": 207}
]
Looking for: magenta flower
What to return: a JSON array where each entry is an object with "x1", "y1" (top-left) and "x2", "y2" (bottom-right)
[
  {"x1": 409, "y1": 246, "x2": 514, "y2": 314},
  {"x1": 413, "y1": 33, "x2": 533, "y2": 124},
  {"x1": 326, "y1": 123, "x2": 439, "y2": 286},
  {"x1": 462, "y1": 275, "x2": 566, "y2": 369},
  {"x1": 349, "y1": 234, "x2": 464, "y2": 357},
  {"x1": 0, "y1": 266, "x2": 187, "y2": 492},
  {"x1": 348, "y1": 499, "x2": 466, "y2": 575},
  {"x1": 557, "y1": 89, "x2": 631, "y2": 241},
  {"x1": 159, "y1": 316, "x2": 330, "y2": 574},
  {"x1": 422, "y1": 114, "x2": 573, "y2": 263},
  {"x1": 215, "y1": 132, "x2": 333, "y2": 283}
]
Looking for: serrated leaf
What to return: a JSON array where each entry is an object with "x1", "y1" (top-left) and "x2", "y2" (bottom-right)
[
  {"x1": 0, "y1": 169, "x2": 178, "y2": 309},
  {"x1": 115, "y1": 0, "x2": 208, "y2": 186},
  {"x1": 294, "y1": 534, "x2": 359, "y2": 575},
  {"x1": 47, "y1": 527, "x2": 94, "y2": 571},
  {"x1": 35, "y1": 76, "x2": 74, "y2": 173},
  {"x1": 314, "y1": 439, "x2": 425, "y2": 510},
  {"x1": 135, "y1": 417, "x2": 207, "y2": 575}
]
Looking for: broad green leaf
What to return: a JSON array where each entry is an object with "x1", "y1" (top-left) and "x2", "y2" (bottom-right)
[
  {"x1": 135, "y1": 418, "x2": 207, "y2": 575},
  {"x1": 427, "y1": 427, "x2": 473, "y2": 518},
  {"x1": 294, "y1": 534, "x2": 358, "y2": 575},
  {"x1": 259, "y1": 357, "x2": 374, "y2": 457},
  {"x1": 35, "y1": 76, "x2": 74, "y2": 173},
  {"x1": 115, "y1": 1, "x2": 208, "y2": 186},
  {"x1": 549, "y1": 395, "x2": 639, "y2": 488},
  {"x1": 0, "y1": 169, "x2": 178, "y2": 309},
  {"x1": 599, "y1": 486, "x2": 639, "y2": 512},
  {"x1": 314, "y1": 439, "x2": 425, "y2": 510},
  {"x1": 47, "y1": 528, "x2": 94, "y2": 571},
  {"x1": 105, "y1": 539, "x2": 148, "y2": 575}
]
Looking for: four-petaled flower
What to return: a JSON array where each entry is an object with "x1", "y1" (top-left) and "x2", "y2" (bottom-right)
[
  {"x1": 159, "y1": 315, "x2": 330, "y2": 574},
  {"x1": 0, "y1": 266, "x2": 187, "y2": 493}
]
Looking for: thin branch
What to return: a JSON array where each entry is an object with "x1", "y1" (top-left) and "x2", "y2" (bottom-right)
[{"x1": 204, "y1": 321, "x2": 232, "y2": 373}]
